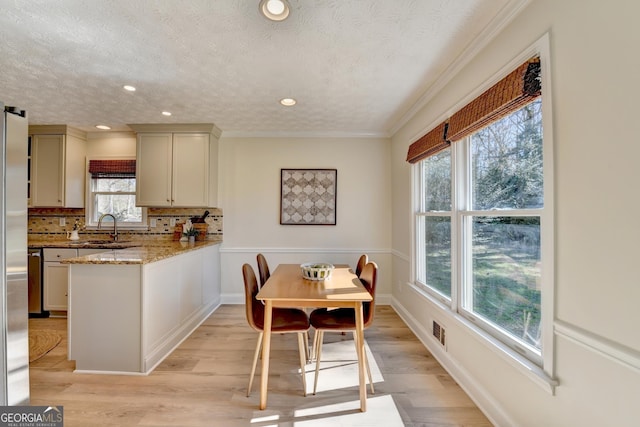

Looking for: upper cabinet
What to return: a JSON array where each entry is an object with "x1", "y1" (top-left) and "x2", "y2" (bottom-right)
[
  {"x1": 29, "y1": 125, "x2": 87, "y2": 208},
  {"x1": 131, "y1": 124, "x2": 220, "y2": 207}
]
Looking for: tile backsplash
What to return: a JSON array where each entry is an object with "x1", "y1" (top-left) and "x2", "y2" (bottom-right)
[{"x1": 28, "y1": 207, "x2": 223, "y2": 241}]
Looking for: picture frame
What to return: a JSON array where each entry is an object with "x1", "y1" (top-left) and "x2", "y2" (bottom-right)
[{"x1": 280, "y1": 168, "x2": 337, "y2": 225}]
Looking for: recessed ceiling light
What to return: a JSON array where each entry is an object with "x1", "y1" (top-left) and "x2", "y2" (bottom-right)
[
  {"x1": 280, "y1": 98, "x2": 297, "y2": 106},
  {"x1": 95, "y1": 125, "x2": 111, "y2": 130},
  {"x1": 259, "y1": 0, "x2": 290, "y2": 21},
  {"x1": 162, "y1": 111, "x2": 172, "y2": 116},
  {"x1": 123, "y1": 85, "x2": 136, "y2": 92}
]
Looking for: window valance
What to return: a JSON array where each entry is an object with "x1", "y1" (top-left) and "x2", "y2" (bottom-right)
[
  {"x1": 406, "y1": 122, "x2": 449, "y2": 164},
  {"x1": 88, "y1": 159, "x2": 136, "y2": 178},
  {"x1": 406, "y1": 57, "x2": 540, "y2": 163}
]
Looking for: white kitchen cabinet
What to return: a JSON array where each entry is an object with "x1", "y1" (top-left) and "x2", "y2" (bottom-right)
[
  {"x1": 43, "y1": 248, "x2": 76, "y2": 313},
  {"x1": 30, "y1": 125, "x2": 86, "y2": 207},
  {"x1": 68, "y1": 244, "x2": 221, "y2": 373},
  {"x1": 132, "y1": 124, "x2": 220, "y2": 207},
  {"x1": 43, "y1": 247, "x2": 111, "y2": 314}
]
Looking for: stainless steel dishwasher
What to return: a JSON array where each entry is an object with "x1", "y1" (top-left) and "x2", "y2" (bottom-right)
[{"x1": 28, "y1": 248, "x2": 46, "y2": 316}]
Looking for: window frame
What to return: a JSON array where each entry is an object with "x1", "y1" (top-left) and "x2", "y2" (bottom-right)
[
  {"x1": 410, "y1": 34, "x2": 555, "y2": 387},
  {"x1": 85, "y1": 157, "x2": 148, "y2": 230}
]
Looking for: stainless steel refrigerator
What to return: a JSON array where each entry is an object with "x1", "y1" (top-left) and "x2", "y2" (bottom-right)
[{"x1": 0, "y1": 102, "x2": 29, "y2": 405}]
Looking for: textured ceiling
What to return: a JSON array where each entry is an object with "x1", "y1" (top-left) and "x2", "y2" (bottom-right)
[{"x1": 0, "y1": 0, "x2": 521, "y2": 136}]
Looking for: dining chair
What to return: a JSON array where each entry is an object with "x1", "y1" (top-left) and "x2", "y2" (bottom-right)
[
  {"x1": 242, "y1": 263, "x2": 310, "y2": 397},
  {"x1": 256, "y1": 253, "x2": 270, "y2": 288},
  {"x1": 355, "y1": 254, "x2": 368, "y2": 277},
  {"x1": 309, "y1": 261, "x2": 378, "y2": 395}
]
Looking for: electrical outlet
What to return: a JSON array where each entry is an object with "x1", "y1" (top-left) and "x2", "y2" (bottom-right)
[
  {"x1": 170, "y1": 218, "x2": 176, "y2": 226},
  {"x1": 59, "y1": 217, "x2": 66, "y2": 226},
  {"x1": 150, "y1": 218, "x2": 157, "y2": 228}
]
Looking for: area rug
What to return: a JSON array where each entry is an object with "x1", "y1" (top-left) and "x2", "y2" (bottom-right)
[{"x1": 29, "y1": 329, "x2": 62, "y2": 363}]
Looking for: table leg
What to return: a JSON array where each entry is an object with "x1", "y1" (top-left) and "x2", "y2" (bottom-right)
[
  {"x1": 260, "y1": 300, "x2": 273, "y2": 410},
  {"x1": 354, "y1": 301, "x2": 367, "y2": 412}
]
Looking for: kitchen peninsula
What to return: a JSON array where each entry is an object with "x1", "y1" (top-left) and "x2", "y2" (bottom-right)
[{"x1": 62, "y1": 240, "x2": 221, "y2": 374}]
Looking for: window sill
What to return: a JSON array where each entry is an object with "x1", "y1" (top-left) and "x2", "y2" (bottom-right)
[{"x1": 409, "y1": 282, "x2": 559, "y2": 395}]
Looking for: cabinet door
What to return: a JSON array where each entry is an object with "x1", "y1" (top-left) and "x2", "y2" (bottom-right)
[
  {"x1": 136, "y1": 133, "x2": 173, "y2": 206},
  {"x1": 43, "y1": 262, "x2": 69, "y2": 311},
  {"x1": 31, "y1": 135, "x2": 64, "y2": 207},
  {"x1": 172, "y1": 133, "x2": 209, "y2": 207}
]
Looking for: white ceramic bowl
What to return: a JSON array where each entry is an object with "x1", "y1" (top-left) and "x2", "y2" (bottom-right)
[{"x1": 300, "y1": 263, "x2": 334, "y2": 281}]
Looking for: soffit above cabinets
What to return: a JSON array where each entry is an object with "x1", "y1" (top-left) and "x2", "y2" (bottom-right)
[{"x1": 0, "y1": 0, "x2": 526, "y2": 136}]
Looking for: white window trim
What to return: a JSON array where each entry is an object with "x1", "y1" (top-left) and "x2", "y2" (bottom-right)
[
  {"x1": 85, "y1": 156, "x2": 148, "y2": 230},
  {"x1": 409, "y1": 33, "x2": 556, "y2": 391}
]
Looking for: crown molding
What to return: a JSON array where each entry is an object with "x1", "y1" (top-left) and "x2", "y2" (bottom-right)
[
  {"x1": 220, "y1": 129, "x2": 390, "y2": 139},
  {"x1": 389, "y1": 0, "x2": 533, "y2": 136},
  {"x1": 127, "y1": 123, "x2": 221, "y2": 136},
  {"x1": 28, "y1": 124, "x2": 87, "y2": 139}
]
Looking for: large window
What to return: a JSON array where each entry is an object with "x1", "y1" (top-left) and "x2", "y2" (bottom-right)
[
  {"x1": 85, "y1": 159, "x2": 146, "y2": 228},
  {"x1": 411, "y1": 53, "x2": 552, "y2": 369}
]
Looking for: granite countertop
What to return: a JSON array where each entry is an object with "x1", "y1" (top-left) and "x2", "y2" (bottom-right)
[
  {"x1": 29, "y1": 239, "x2": 142, "y2": 250},
  {"x1": 30, "y1": 238, "x2": 222, "y2": 265}
]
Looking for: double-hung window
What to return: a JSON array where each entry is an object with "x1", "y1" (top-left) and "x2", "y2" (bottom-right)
[
  {"x1": 410, "y1": 52, "x2": 553, "y2": 371},
  {"x1": 85, "y1": 159, "x2": 147, "y2": 228}
]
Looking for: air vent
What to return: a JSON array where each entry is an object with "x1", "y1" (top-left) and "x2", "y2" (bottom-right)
[{"x1": 432, "y1": 320, "x2": 446, "y2": 347}]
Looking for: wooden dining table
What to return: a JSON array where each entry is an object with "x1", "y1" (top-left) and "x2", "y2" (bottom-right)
[{"x1": 256, "y1": 263, "x2": 373, "y2": 412}]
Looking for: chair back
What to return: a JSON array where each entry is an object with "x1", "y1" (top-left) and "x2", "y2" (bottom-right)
[
  {"x1": 256, "y1": 253, "x2": 271, "y2": 287},
  {"x1": 355, "y1": 254, "x2": 368, "y2": 277},
  {"x1": 242, "y1": 263, "x2": 265, "y2": 331},
  {"x1": 359, "y1": 262, "x2": 378, "y2": 328}
]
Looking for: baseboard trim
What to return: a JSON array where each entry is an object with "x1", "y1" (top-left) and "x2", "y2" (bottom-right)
[{"x1": 391, "y1": 297, "x2": 518, "y2": 427}]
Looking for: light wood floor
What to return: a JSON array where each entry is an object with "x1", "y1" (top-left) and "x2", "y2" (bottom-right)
[{"x1": 29, "y1": 305, "x2": 492, "y2": 426}]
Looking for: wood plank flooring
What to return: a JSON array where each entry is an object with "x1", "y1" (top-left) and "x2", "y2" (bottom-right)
[{"x1": 29, "y1": 305, "x2": 492, "y2": 426}]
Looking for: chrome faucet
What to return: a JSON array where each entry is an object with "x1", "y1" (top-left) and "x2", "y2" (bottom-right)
[{"x1": 98, "y1": 213, "x2": 118, "y2": 241}]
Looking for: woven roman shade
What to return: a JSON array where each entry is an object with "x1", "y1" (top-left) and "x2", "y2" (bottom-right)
[
  {"x1": 88, "y1": 159, "x2": 136, "y2": 178},
  {"x1": 406, "y1": 57, "x2": 541, "y2": 163},
  {"x1": 447, "y1": 57, "x2": 541, "y2": 142},
  {"x1": 406, "y1": 122, "x2": 449, "y2": 164}
]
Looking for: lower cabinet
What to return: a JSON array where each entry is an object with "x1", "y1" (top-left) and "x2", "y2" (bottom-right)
[
  {"x1": 43, "y1": 248, "x2": 111, "y2": 313},
  {"x1": 68, "y1": 244, "x2": 220, "y2": 374}
]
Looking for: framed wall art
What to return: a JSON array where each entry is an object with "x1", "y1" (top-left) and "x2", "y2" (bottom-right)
[{"x1": 280, "y1": 168, "x2": 337, "y2": 225}]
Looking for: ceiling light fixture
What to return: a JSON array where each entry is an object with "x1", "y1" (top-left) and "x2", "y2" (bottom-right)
[
  {"x1": 280, "y1": 98, "x2": 297, "y2": 106},
  {"x1": 162, "y1": 111, "x2": 172, "y2": 116},
  {"x1": 123, "y1": 85, "x2": 136, "y2": 92},
  {"x1": 95, "y1": 125, "x2": 111, "y2": 130},
  {"x1": 259, "y1": 0, "x2": 290, "y2": 21}
]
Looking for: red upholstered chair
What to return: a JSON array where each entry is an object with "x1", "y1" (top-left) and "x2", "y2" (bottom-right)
[
  {"x1": 355, "y1": 254, "x2": 368, "y2": 277},
  {"x1": 309, "y1": 261, "x2": 378, "y2": 395},
  {"x1": 242, "y1": 263, "x2": 310, "y2": 397},
  {"x1": 256, "y1": 253, "x2": 271, "y2": 288}
]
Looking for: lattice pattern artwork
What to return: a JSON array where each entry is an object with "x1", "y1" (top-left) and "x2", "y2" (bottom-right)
[{"x1": 280, "y1": 169, "x2": 337, "y2": 225}]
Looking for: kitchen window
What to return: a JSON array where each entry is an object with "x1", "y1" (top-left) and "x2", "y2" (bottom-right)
[
  {"x1": 409, "y1": 47, "x2": 554, "y2": 376},
  {"x1": 85, "y1": 158, "x2": 147, "y2": 229}
]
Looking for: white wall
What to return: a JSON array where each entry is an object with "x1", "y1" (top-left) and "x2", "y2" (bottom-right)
[
  {"x1": 218, "y1": 136, "x2": 392, "y2": 304},
  {"x1": 391, "y1": 0, "x2": 640, "y2": 426},
  {"x1": 86, "y1": 131, "x2": 136, "y2": 157}
]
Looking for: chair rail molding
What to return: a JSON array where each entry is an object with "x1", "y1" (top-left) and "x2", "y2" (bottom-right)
[
  {"x1": 219, "y1": 246, "x2": 391, "y2": 255},
  {"x1": 554, "y1": 319, "x2": 640, "y2": 374}
]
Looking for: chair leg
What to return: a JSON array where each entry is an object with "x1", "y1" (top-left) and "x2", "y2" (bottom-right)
[
  {"x1": 353, "y1": 331, "x2": 375, "y2": 394},
  {"x1": 309, "y1": 329, "x2": 317, "y2": 363},
  {"x1": 313, "y1": 330, "x2": 324, "y2": 395},
  {"x1": 247, "y1": 332, "x2": 263, "y2": 397},
  {"x1": 304, "y1": 330, "x2": 311, "y2": 362},
  {"x1": 297, "y1": 332, "x2": 308, "y2": 396}
]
